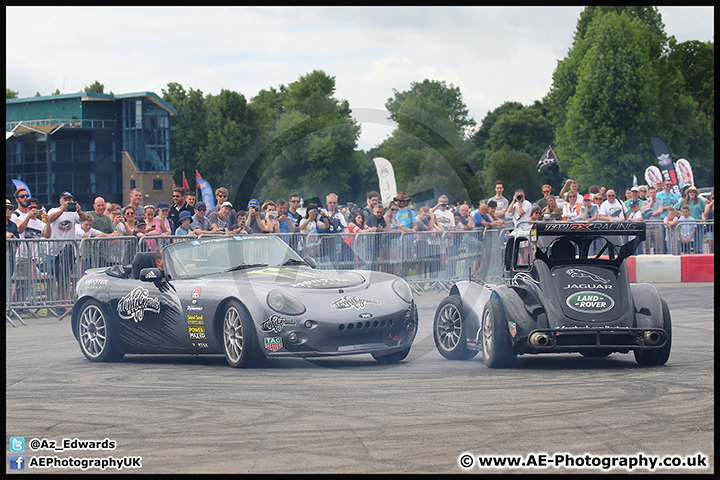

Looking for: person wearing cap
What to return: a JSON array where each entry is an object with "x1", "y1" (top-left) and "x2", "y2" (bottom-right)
[
  {"x1": 87, "y1": 197, "x2": 116, "y2": 235},
  {"x1": 132, "y1": 218, "x2": 147, "y2": 237},
  {"x1": 208, "y1": 201, "x2": 240, "y2": 234},
  {"x1": 245, "y1": 198, "x2": 265, "y2": 234},
  {"x1": 174, "y1": 210, "x2": 196, "y2": 236},
  {"x1": 624, "y1": 186, "x2": 641, "y2": 210},
  {"x1": 168, "y1": 187, "x2": 194, "y2": 232},
  {"x1": 6, "y1": 199, "x2": 19, "y2": 239},
  {"x1": 393, "y1": 192, "x2": 418, "y2": 231},
  {"x1": 46, "y1": 192, "x2": 87, "y2": 298},
  {"x1": 627, "y1": 199, "x2": 643, "y2": 221},
  {"x1": 189, "y1": 201, "x2": 220, "y2": 235},
  {"x1": 580, "y1": 194, "x2": 599, "y2": 222},
  {"x1": 155, "y1": 202, "x2": 174, "y2": 235}
]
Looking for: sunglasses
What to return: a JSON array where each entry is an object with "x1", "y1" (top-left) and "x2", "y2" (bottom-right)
[
  {"x1": 290, "y1": 200, "x2": 300, "y2": 203},
  {"x1": 390, "y1": 208, "x2": 398, "y2": 212},
  {"x1": 607, "y1": 194, "x2": 615, "y2": 197},
  {"x1": 217, "y1": 194, "x2": 227, "y2": 198},
  {"x1": 196, "y1": 208, "x2": 206, "y2": 212},
  {"x1": 18, "y1": 194, "x2": 30, "y2": 199},
  {"x1": 125, "y1": 211, "x2": 136, "y2": 215},
  {"x1": 6, "y1": 205, "x2": 15, "y2": 210}
]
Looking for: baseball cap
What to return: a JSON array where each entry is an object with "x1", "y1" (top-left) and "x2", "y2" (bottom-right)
[
  {"x1": 157, "y1": 202, "x2": 170, "y2": 210},
  {"x1": 248, "y1": 199, "x2": 260, "y2": 208},
  {"x1": 179, "y1": 210, "x2": 192, "y2": 221},
  {"x1": 135, "y1": 219, "x2": 146, "y2": 227},
  {"x1": 6, "y1": 198, "x2": 13, "y2": 207},
  {"x1": 27, "y1": 198, "x2": 41, "y2": 208},
  {"x1": 60, "y1": 191, "x2": 74, "y2": 200},
  {"x1": 583, "y1": 194, "x2": 592, "y2": 201},
  {"x1": 630, "y1": 186, "x2": 640, "y2": 192},
  {"x1": 221, "y1": 201, "x2": 233, "y2": 208},
  {"x1": 629, "y1": 199, "x2": 640, "y2": 207},
  {"x1": 195, "y1": 202, "x2": 206, "y2": 209}
]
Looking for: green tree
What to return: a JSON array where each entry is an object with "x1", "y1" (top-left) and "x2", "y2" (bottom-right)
[
  {"x1": 6, "y1": 88, "x2": 18, "y2": 99},
  {"x1": 379, "y1": 79, "x2": 482, "y2": 203},
  {"x1": 83, "y1": 81, "x2": 105, "y2": 93},
  {"x1": 244, "y1": 70, "x2": 361, "y2": 204},
  {"x1": 162, "y1": 83, "x2": 208, "y2": 187}
]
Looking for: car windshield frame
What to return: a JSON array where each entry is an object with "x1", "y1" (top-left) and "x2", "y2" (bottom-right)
[{"x1": 163, "y1": 235, "x2": 305, "y2": 279}]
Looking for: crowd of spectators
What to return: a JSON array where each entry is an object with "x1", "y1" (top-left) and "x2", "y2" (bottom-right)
[{"x1": 6, "y1": 179, "x2": 715, "y2": 262}]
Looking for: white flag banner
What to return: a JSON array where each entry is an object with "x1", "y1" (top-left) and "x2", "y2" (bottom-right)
[
  {"x1": 373, "y1": 157, "x2": 397, "y2": 207},
  {"x1": 644, "y1": 165, "x2": 663, "y2": 187},
  {"x1": 675, "y1": 158, "x2": 694, "y2": 188}
]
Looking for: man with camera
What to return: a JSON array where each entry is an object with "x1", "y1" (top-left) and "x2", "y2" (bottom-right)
[
  {"x1": 509, "y1": 189, "x2": 532, "y2": 228},
  {"x1": 46, "y1": 191, "x2": 87, "y2": 299},
  {"x1": 431, "y1": 195, "x2": 455, "y2": 232}
]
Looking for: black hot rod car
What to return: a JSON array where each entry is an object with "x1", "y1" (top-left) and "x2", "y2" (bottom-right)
[{"x1": 433, "y1": 222, "x2": 671, "y2": 367}]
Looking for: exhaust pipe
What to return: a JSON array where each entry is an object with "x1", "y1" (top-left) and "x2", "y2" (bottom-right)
[
  {"x1": 644, "y1": 331, "x2": 661, "y2": 346},
  {"x1": 530, "y1": 332, "x2": 551, "y2": 348}
]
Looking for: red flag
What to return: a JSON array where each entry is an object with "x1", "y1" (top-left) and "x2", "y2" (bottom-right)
[
  {"x1": 196, "y1": 170, "x2": 202, "y2": 188},
  {"x1": 172, "y1": 178, "x2": 176, "y2": 189},
  {"x1": 182, "y1": 172, "x2": 190, "y2": 191}
]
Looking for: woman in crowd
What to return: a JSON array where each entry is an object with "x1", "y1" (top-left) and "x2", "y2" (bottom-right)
[
  {"x1": 541, "y1": 196, "x2": 563, "y2": 221},
  {"x1": 702, "y1": 190, "x2": 714, "y2": 253},
  {"x1": 347, "y1": 211, "x2": 369, "y2": 233},
  {"x1": 562, "y1": 192, "x2": 582, "y2": 221},
  {"x1": 673, "y1": 186, "x2": 708, "y2": 252},
  {"x1": 299, "y1": 203, "x2": 329, "y2": 233},
  {"x1": 117, "y1": 205, "x2": 137, "y2": 236}
]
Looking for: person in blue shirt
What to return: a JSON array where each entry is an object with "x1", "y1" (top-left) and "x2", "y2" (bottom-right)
[
  {"x1": 656, "y1": 181, "x2": 679, "y2": 254},
  {"x1": 393, "y1": 192, "x2": 418, "y2": 231},
  {"x1": 175, "y1": 210, "x2": 195, "y2": 236}
]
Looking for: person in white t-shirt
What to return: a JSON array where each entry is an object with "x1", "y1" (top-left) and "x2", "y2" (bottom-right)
[
  {"x1": 431, "y1": 195, "x2": 455, "y2": 232},
  {"x1": 46, "y1": 191, "x2": 87, "y2": 298},
  {"x1": 12, "y1": 198, "x2": 46, "y2": 300},
  {"x1": 598, "y1": 189, "x2": 628, "y2": 222},
  {"x1": 509, "y1": 189, "x2": 533, "y2": 228}
]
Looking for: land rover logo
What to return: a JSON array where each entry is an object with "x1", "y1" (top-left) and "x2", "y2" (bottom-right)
[{"x1": 566, "y1": 291, "x2": 615, "y2": 313}]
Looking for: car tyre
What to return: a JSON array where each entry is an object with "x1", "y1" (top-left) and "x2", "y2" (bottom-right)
[
  {"x1": 433, "y1": 296, "x2": 478, "y2": 360},
  {"x1": 481, "y1": 298, "x2": 516, "y2": 368},
  {"x1": 222, "y1": 300, "x2": 261, "y2": 368},
  {"x1": 77, "y1": 300, "x2": 124, "y2": 362},
  {"x1": 634, "y1": 299, "x2": 672, "y2": 366},
  {"x1": 372, "y1": 346, "x2": 411, "y2": 364}
]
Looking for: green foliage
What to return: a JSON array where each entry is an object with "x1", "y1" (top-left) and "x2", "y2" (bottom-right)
[
  {"x1": 83, "y1": 81, "x2": 105, "y2": 93},
  {"x1": 6, "y1": 88, "x2": 19, "y2": 99}
]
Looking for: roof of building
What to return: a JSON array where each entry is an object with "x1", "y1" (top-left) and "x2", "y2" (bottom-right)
[{"x1": 6, "y1": 91, "x2": 178, "y2": 116}]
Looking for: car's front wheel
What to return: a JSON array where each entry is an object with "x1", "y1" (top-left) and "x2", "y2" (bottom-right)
[
  {"x1": 433, "y1": 296, "x2": 478, "y2": 360},
  {"x1": 222, "y1": 300, "x2": 261, "y2": 368},
  {"x1": 77, "y1": 300, "x2": 124, "y2": 362},
  {"x1": 481, "y1": 298, "x2": 516, "y2": 368},
  {"x1": 634, "y1": 299, "x2": 672, "y2": 366}
]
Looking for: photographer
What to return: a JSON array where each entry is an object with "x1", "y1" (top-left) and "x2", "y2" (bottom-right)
[
  {"x1": 509, "y1": 189, "x2": 532, "y2": 228},
  {"x1": 46, "y1": 191, "x2": 87, "y2": 300},
  {"x1": 299, "y1": 203, "x2": 329, "y2": 233}
]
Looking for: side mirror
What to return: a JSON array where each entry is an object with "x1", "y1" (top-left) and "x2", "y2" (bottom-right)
[
  {"x1": 140, "y1": 267, "x2": 164, "y2": 282},
  {"x1": 303, "y1": 256, "x2": 317, "y2": 269}
]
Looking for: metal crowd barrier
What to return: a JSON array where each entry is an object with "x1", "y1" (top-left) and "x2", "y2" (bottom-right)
[{"x1": 6, "y1": 220, "x2": 715, "y2": 324}]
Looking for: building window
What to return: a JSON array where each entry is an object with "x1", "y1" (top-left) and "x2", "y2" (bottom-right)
[
  {"x1": 130, "y1": 179, "x2": 136, "y2": 189},
  {"x1": 153, "y1": 179, "x2": 163, "y2": 191}
]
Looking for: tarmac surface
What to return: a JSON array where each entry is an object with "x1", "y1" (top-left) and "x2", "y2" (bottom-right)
[{"x1": 6, "y1": 283, "x2": 714, "y2": 474}]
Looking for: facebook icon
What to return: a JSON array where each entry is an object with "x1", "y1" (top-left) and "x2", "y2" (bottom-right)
[{"x1": 10, "y1": 455, "x2": 25, "y2": 470}]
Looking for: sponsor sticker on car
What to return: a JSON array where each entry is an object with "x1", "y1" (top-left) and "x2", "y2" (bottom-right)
[
  {"x1": 565, "y1": 291, "x2": 615, "y2": 313},
  {"x1": 264, "y1": 337, "x2": 283, "y2": 352}
]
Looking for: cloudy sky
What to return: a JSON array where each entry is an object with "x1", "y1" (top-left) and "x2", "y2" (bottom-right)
[{"x1": 5, "y1": 6, "x2": 714, "y2": 150}]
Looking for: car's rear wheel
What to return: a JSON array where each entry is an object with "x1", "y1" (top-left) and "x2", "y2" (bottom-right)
[
  {"x1": 77, "y1": 300, "x2": 124, "y2": 362},
  {"x1": 222, "y1": 300, "x2": 261, "y2": 368},
  {"x1": 481, "y1": 298, "x2": 516, "y2": 368},
  {"x1": 634, "y1": 299, "x2": 672, "y2": 366},
  {"x1": 372, "y1": 346, "x2": 411, "y2": 364},
  {"x1": 433, "y1": 296, "x2": 478, "y2": 360}
]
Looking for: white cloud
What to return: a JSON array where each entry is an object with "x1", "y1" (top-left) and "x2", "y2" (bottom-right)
[{"x1": 6, "y1": 6, "x2": 714, "y2": 150}]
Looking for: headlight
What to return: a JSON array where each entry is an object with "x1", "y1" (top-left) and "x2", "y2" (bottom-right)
[
  {"x1": 392, "y1": 279, "x2": 413, "y2": 303},
  {"x1": 267, "y1": 289, "x2": 306, "y2": 316}
]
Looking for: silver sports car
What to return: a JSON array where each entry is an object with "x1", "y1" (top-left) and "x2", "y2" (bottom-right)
[{"x1": 72, "y1": 235, "x2": 417, "y2": 367}]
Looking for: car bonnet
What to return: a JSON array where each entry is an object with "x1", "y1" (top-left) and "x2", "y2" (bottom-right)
[{"x1": 245, "y1": 267, "x2": 366, "y2": 289}]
